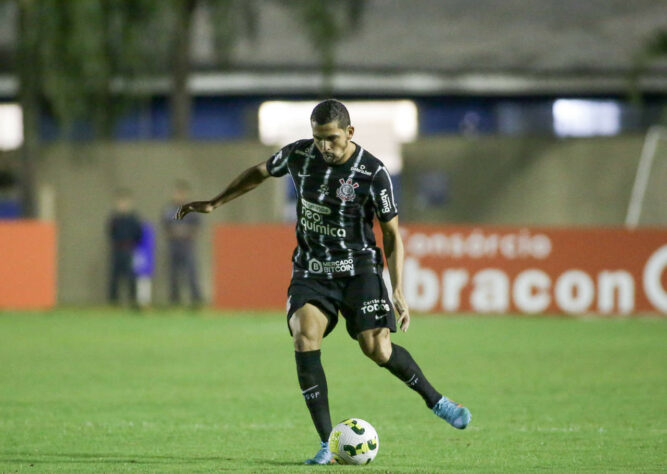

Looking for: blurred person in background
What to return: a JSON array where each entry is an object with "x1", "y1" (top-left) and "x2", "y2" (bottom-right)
[
  {"x1": 107, "y1": 188, "x2": 143, "y2": 307},
  {"x1": 163, "y1": 180, "x2": 202, "y2": 308}
]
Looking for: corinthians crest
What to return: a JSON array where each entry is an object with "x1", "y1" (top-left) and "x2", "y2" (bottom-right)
[{"x1": 336, "y1": 178, "x2": 359, "y2": 202}]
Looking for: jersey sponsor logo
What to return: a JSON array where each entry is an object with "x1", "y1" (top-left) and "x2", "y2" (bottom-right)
[
  {"x1": 301, "y1": 199, "x2": 331, "y2": 215},
  {"x1": 351, "y1": 164, "x2": 372, "y2": 176},
  {"x1": 300, "y1": 209, "x2": 347, "y2": 237},
  {"x1": 336, "y1": 178, "x2": 359, "y2": 202},
  {"x1": 308, "y1": 257, "x2": 355, "y2": 274},
  {"x1": 380, "y1": 189, "x2": 392, "y2": 214},
  {"x1": 361, "y1": 298, "x2": 391, "y2": 316}
]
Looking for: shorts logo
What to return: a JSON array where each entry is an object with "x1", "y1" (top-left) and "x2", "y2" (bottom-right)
[
  {"x1": 337, "y1": 178, "x2": 359, "y2": 202},
  {"x1": 361, "y1": 298, "x2": 391, "y2": 316}
]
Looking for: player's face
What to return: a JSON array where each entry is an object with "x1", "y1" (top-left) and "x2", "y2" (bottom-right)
[{"x1": 311, "y1": 120, "x2": 354, "y2": 165}]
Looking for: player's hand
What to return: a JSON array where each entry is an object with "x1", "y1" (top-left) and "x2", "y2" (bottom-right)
[
  {"x1": 393, "y1": 287, "x2": 410, "y2": 332},
  {"x1": 175, "y1": 201, "x2": 214, "y2": 220}
]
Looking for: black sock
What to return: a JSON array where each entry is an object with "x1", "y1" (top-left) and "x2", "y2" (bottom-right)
[
  {"x1": 295, "y1": 350, "x2": 332, "y2": 443},
  {"x1": 380, "y1": 343, "x2": 442, "y2": 409}
]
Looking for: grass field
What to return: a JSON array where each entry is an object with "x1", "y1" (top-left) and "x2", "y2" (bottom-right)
[{"x1": 0, "y1": 309, "x2": 665, "y2": 472}]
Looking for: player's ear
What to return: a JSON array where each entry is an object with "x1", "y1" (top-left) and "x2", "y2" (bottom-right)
[{"x1": 346, "y1": 125, "x2": 354, "y2": 139}]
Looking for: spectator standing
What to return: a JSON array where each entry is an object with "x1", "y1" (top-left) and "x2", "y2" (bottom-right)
[
  {"x1": 163, "y1": 180, "x2": 202, "y2": 307},
  {"x1": 108, "y1": 189, "x2": 143, "y2": 306}
]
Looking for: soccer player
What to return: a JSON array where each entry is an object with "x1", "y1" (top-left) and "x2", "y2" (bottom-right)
[{"x1": 176, "y1": 100, "x2": 471, "y2": 464}]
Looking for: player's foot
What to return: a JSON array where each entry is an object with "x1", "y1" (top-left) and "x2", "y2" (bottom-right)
[
  {"x1": 432, "y1": 396, "x2": 471, "y2": 429},
  {"x1": 304, "y1": 441, "x2": 334, "y2": 465}
]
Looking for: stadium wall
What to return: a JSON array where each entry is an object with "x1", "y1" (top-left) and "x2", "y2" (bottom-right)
[
  {"x1": 34, "y1": 141, "x2": 279, "y2": 305},
  {"x1": 24, "y1": 134, "x2": 664, "y2": 306},
  {"x1": 402, "y1": 135, "x2": 649, "y2": 225}
]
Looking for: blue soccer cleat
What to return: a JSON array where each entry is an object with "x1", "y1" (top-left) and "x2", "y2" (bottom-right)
[
  {"x1": 433, "y1": 396, "x2": 472, "y2": 429},
  {"x1": 304, "y1": 441, "x2": 334, "y2": 465}
]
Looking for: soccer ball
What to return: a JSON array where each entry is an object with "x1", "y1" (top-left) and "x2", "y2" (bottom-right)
[{"x1": 328, "y1": 418, "x2": 379, "y2": 465}]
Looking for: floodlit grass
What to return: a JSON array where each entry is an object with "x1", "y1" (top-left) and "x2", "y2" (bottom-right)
[{"x1": 0, "y1": 309, "x2": 665, "y2": 472}]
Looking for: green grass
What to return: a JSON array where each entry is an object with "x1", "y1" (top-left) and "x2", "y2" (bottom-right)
[{"x1": 0, "y1": 309, "x2": 665, "y2": 472}]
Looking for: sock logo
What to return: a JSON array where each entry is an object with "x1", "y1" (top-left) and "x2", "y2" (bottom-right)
[
  {"x1": 302, "y1": 385, "x2": 320, "y2": 400},
  {"x1": 405, "y1": 374, "x2": 419, "y2": 387}
]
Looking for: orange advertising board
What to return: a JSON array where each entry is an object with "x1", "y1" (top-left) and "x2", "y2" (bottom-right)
[
  {"x1": 399, "y1": 225, "x2": 667, "y2": 315},
  {"x1": 214, "y1": 224, "x2": 295, "y2": 310},
  {"x1": 0, "y1": 220, "x2": 57, "y2": 309},
  {"x1": 213, "y1": 224, "x2": 667, "y2": 315}
]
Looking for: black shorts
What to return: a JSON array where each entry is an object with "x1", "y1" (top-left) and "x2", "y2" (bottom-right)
[{"x1": 286, "y1": 273, "x2": 397, "y2": 339}]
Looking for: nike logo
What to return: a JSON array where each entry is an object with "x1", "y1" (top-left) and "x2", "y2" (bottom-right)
[
  {"x1": 301, "y1": 385, "x2": 319, "y2": 394},
  {"x1": 298, "y1": 173, "x2": 310, "y2": 178},
  {"x1": 375, "y1": 314, "x2": 386, "y2": 320}
]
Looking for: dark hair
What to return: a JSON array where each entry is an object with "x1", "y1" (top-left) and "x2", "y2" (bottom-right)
[{"x1": 310, "y1": 99, "x2": 351, "y2": 129}]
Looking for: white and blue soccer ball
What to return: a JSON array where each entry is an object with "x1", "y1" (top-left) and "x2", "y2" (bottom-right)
[{"x1": 328, "y1": 418, "x2": 379, "y2": 465}]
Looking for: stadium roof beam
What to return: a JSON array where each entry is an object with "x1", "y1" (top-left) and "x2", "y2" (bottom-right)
[{"x1": 1, "y1": 71, "x2": 666, "y2": 97}]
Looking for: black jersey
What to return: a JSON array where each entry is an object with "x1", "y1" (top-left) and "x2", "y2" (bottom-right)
[{"x1": 266, "y1": 139, "x2": 398, "y2": 279}]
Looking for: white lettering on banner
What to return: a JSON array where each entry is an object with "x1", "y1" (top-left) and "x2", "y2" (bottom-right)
[
  {"x1": 513, "y1": 269, "x2": 551, "y2": 313},
  {"x1": 405, "y1": 229, "x2": 552, "y2": 260},
  {"x1": 598, "y1": 271, "x2": 634, "y2": 314},
  {"x1": 442, "y1": 270, "x2": 468, "y2": 311},
  {"x1": 555, "y1": 270, "x2": 595, "y2": 314},
  {"x1": 644, "y1": 245, "x2": 667, "y2": 312},
  {"x1": 404, "y1": 258, "x2": 439, "y2": 312},
  {"x1": 403, "y1": 258, "x2": 652, "y2": 314},
  {"x1": 470, "y1": 269, "x2": 509, "y2": 312}
]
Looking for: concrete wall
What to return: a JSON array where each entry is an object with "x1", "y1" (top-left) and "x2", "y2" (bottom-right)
[
  {"x1": 401, "y1": 135, "x2": 664, "y2": 226},
  {"x1": 35, "y1": 141, "x2": 281, "y2": 305}
]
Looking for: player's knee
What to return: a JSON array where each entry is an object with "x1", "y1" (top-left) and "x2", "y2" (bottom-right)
[
  {"x1": 293, "y1": 329, "x2": 321, "y2": 351},
  {"x1": 359, "y1": 333, "x2": 392, "y2": 364},
  {"x1": 369, "y1": 343, "x2": 392, "y2": 364}
]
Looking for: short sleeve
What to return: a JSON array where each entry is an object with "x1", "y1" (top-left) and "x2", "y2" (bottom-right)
[
  {"x1": 370, "y1": 166, "x2": 398, "y2": 222},
  {"x1": 266, "y1": 146, "x2": 291, "y2": 177}
]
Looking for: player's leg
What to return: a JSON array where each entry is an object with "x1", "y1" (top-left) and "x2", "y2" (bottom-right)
[
  {"x1": 289, "y1": 303, "x2": 334, "y2": 464},
  {"x1": 358, "y1": 327, "x2": 442, "y2": 408},
  {"x1": 357, "y1": 328, "x2": 471, "y2": 429}
]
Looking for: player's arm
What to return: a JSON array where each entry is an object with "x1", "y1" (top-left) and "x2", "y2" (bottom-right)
[
  {"x1": 175, "y1": 161, "x2": 271, "y2": 219},
  {"x1": 380, "y1": 216, "x2": 410, "y2": 332}
]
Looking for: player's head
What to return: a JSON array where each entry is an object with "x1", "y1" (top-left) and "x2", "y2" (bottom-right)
[
  {"x1": 114, "y1": 188, "x2": 133, "y2": 212},
  {"x1": 310, "y1": 99, "x2": 354, "y2": 165}
]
